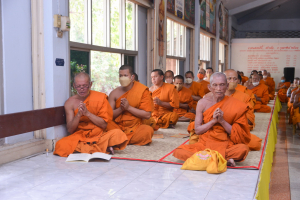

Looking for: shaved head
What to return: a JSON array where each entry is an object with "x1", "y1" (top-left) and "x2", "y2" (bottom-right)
[
  {"x1": 224, "y1": 69, "x2": 238, "y2": 77},
  {"x1": 210, "y1": 72, "x2": 227, "y2": 85},
  {"x1": 74, "y1": 72, "x2": 91, "y2": 83}
]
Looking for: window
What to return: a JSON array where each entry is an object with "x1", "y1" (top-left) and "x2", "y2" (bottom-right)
[
  {"x1": 199, "y1": 33, "x2": 211, "y2": 63},
  {"x1": 219, "y1": 42, "x2": 225, "y2": 72},
  {"x1": 167, "y1": 19, "x2": 186, "y2": 57},
  {"x1": 166, "y1": 58, "x2": 179, "y2": 75},
  {"x1": 69, "y1": 0, "x2": 138, "y2": 95},
  {"x1": 70, "y1": 0, "x2": 137, "y2": 50}
]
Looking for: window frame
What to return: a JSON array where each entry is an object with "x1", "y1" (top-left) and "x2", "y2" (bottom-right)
[{"x1": 166, "y1": 18, "x2": 186, "y2": 58}]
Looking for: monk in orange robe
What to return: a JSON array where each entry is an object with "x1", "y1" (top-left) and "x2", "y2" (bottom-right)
[
  {"x1": 248, "y1": 74, "x2": 271, "y2": 113},
  {"x1": 224, "y1": 70, "x2": 256, "y2": 131},
  {"x1": 173, "y1": 75, "x2": 195, "y2": 121},
  {"x1": 288, "y1": 83, "x2": 300, "y2": 124},
  {"x1": 240, "y1": 71, "x2": 249, "y2": 85},
  {"x1": 292, "y1": 93, "x2": 300, "y2": 129},
  {"x1": 277, "y1": 76, "x2": 291, "y2": 103},
  {"x1": 54, "y1": 72, "x2": 128, "y2": 157},
  {"x1": 197, "y1": 68, "x2": 210, "y2": 94},
  {"x1": 184, "y1": 71, "x2": 205, "y2": 111},
  {"x1": 173, "y1": 72, "x2": 251, "y2": 167},
  {"x1": 262, "y1": 70, "x2": 275, "y2": 100},
  {"x1": 165, "y1": 70, "x2": 174, "y2": 84},
  {"x1": 107, "y1": 65, "x2": 154, "y2": 146},
  {"x1": 237, "y1": 74, "x2": 256, "y2": 108},
  {"x1": 149, "y1": 69, "x2": 179, "y2": 129}
]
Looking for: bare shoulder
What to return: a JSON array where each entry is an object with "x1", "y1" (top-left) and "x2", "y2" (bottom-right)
[
  {"x1": 64, "y1": 95, "x2": 78, "y2": 111},
  {"x1": 108, "y1": 86, "x2": 122, "y2": 99}
]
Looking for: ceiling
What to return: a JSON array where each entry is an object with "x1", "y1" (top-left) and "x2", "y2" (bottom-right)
[{"x1": 222, "y1": 0, "x2": 300, "y2": 24}]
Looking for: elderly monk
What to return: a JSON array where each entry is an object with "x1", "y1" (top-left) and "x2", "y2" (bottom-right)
[
  {"x1": 165, "y1": 70, "x2": 174, "y2": 84},
  {"x1": 197, "y1": 68, "x2": 210, "y2": 94},
  {"x1": 184, "y1": 71, "x2": 205, "y2": 111},
  {"x1": 173, "y1": 72, "x2": 251, "y2": 167},
  {"x1": 278, "y1": 76, "x2": 291, "y2": 103},
  {"x1": 247, "y1": 74, "x2": 271, "y2": 113},
  {"x1": 173, "y1": 75, "x2": 195, "y2": 121},
  {"x1": 107, "y1": 65, "x2": 154, "y2": 146},
  {"x1": 149, "y1": 69, "x2": 179, "y2": 129},
  {"x1": 262, "y1": 70, "x2": 275, "y2": 100},
  {"x1": 54, "y1": 72, "x2": 128, "y2": 157}
]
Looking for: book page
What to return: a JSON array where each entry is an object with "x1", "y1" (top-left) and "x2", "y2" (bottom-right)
[
  {"x1": 90, "y1": 152, "x2": 112, "y2": 161},
  {"x1": 66, "y1": 153, "x2": 91, "y2": 162}
]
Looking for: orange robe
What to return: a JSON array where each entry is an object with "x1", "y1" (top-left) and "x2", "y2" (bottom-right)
[
  {"x1": 187, "y1": 81, "x2": 205, "y2": 110},
  {"x1": 151, "y1": 83, "x2": 179, "y2": 129},
  {"x1": 241, "y1": 76, "x2": 248, "y2": 84},
  {"x1": 278, "y1": 82, "x2": 291, "y2": 103},
  {"x1": 264, "y1": 77, "x2": 275, "y2": 100},
  {"x1": 54, "y1": 91, "x2": 128, "y2": 157},
  {"x1": 288, "y1": 89, "x2": 300, "y2": 124},
  {"x1": 173, "y1": 96, "x2": 251, "y2": 161},
  {"x1": 236, "y1": 84, "x2": 256, "y2": 108},
  {"x1": 250, "y1": 83, "x2": 271, "y2": 113},
  {"x1": 199, "y1": 80, "x2": 210, "y2": 95},
  {"x1": 231, "y1": 90, "x2": 255, "y2": 131},
  {"x1": 174, "y1": 86, "x2": 195, "y2": 120},
  {"x1": 292, "y1": 96, "x2": 300, "y2": 125},
  {"x1": 106, "y1": 82, "x2": 154, "y2": 146}
]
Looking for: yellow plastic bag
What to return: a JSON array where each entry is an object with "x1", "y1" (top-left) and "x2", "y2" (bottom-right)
[{"x1": 181, "y1": 148, "x2": 227, "y2": 174}]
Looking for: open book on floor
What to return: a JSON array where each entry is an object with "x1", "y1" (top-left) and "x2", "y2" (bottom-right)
[{"x1": 66, "y1": 152, "x2": 112, "y2": 162}]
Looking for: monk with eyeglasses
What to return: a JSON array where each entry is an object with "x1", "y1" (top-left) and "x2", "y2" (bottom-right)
[{"x1": 54, "y1": 72, "x2": 128, "y2": 157}]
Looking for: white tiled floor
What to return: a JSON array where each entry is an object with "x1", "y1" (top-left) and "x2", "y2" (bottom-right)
[{"x1": 0, "y1": 153, "x2": 259, "y2": 200}]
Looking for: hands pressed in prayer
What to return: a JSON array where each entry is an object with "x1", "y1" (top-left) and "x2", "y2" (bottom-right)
[
  {"x1": 77, "y1": 102, "x2": 91, "y2": 117},
  {"x1": 153, "y1": 97, "x2": 162, "y2": 106},
  {"x1": 213, "y1": 108, "x2": 225, "y2": 123},
  {"x1": 120, "y1": 98, "x2": 130, "y2": 110}
]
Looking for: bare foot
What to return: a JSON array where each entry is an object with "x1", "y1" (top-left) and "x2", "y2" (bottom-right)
[
  {"x1": 107, "y1": 146, "x2": 114, "y2": 155},
  {"x1": 227, "y1": 158, "x2": 236, "y2": 167},
  {"x1": 168, "y1": 124, "x2": 175, "y2": 129}
]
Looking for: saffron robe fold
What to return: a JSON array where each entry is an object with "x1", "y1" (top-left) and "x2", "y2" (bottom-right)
[
  {"x1": 236, "y1": 84, "x2": 256, "y2": 108},
  {"x1": 264, "y1": 77, "x2": 275, "y2": 100},
  {"x1": 106, "y1": 82, "x2": 154, "y2": 145},
  {"x1": 241, "y1": 76, "x2": 249, "y2": 85},
  {"x1": 151, "y1": 83, "x2": 179, "y2": 129},
  {"x1": 199, "y1": 80, "x2": 210, "y2": 95},
  {"x1": 174, "y1": 86, "x2": 195, "y2": 120},
  {"x1": 292, "y1": 96, "x2": 300, "y2": 125},
  {"x1": 187, "y1": 81, "x2": 205, "y2": 110},
  {"x1": 54, "y1": 91, "x2": 128, "y2": 157},
  {"x1": 250, "y1": 83, "x2": 271, "y2": 113},
  {"x1": 173, "y1": 96, "x2": 251, "y2": 161},
  {"x1": 278, "y1": 82, "x2": 291, "y2": 103},
  {"x1": 231, "y1": 90, "x2": 255, "y2": 131}
]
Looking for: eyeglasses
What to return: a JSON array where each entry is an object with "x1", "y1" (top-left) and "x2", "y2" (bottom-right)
[{"x1": 74, "y1": 84, "x2": 90, "y2": 89}]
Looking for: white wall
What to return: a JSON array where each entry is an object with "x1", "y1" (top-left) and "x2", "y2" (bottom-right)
[
  {"x1": 1, "y1": 0, "x2": 34, "y2": 144},
  {"x1": 44, "y1": 0, "x2": 69, "y2": 139},
  {"x1": 231, "y1": 38, "x2": 300, "y2": 86}
]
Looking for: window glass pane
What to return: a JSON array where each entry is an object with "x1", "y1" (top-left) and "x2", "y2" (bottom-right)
[
  {"x1": 91, "y1": 51, "x2": 121, "y2": 95},
  {"x1": 219, "y1": 42, "x2": 224, "y2": 63},
  {"x1": 126, "y1": 1, "x2": 135, "y2": 50},
  {"x1": 166, "y1": 58, "x2": 178, "y2": 75},
  {"x1": 180, "y1": 25, "x2": 184, "y2": 57},
  {"x1": 200, "y1": 33, "x2": 211, "y2": 61},
  {"x1": 92, "y1": 0, "x2": 106, "y2": 46},
  {"x1": 167, "y1": 19, "x2": 171, "y2": 55},
  {"x1": 111, "y1": 0, "x2": 121, "y2": 48},
  {"x1": 70, "y1": 50, "x2": 90, "y2": 95},
  {"x1": 173, "y1": 23, "x2": 177, "y2": 56},
  {"x1": 70, "y1": 0, "x2": 87, "y2": 43}
]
